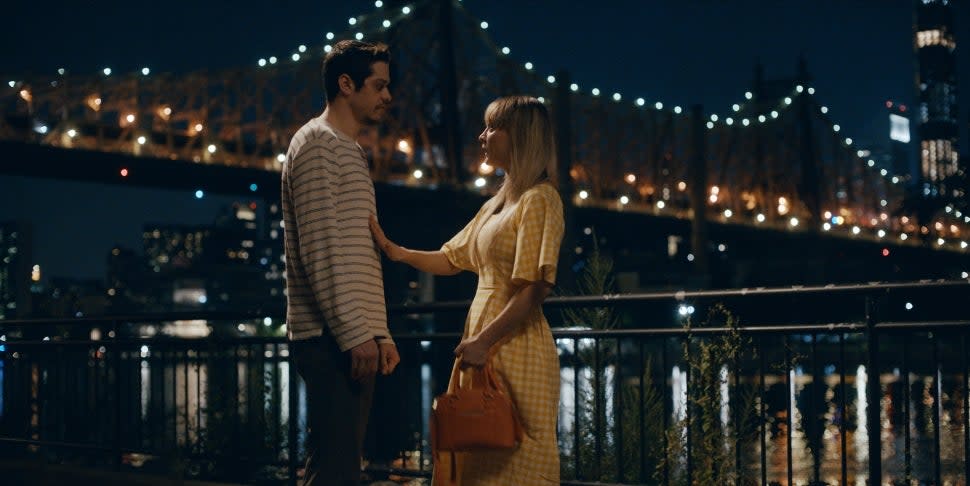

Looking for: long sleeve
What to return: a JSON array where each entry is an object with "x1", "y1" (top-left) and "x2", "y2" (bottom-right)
[{"x1": 284, "y1": 134, "x2": 391, "y2": 351}]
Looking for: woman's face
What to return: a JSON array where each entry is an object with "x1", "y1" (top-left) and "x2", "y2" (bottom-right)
[{"x1": 478, "y1": 124, "x2": 511, "y2": 171}]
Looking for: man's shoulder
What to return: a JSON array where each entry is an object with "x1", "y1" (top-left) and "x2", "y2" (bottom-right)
[{"x1": 290, "y1": 117, "x2": 342, "y2": 155}]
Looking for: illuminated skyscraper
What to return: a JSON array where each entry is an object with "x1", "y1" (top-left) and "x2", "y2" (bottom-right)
[{"x1": 913, "y1": 0, "x2": 960, "y2": 196}]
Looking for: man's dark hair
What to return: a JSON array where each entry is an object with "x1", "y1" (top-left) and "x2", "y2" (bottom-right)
[{"x1": 323, "y1": 40, "x2": 390, "y2": 103}]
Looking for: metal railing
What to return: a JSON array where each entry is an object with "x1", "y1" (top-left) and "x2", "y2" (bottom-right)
[{"x1": 1, "y1": 280, "x2": 968, "y2": 485}]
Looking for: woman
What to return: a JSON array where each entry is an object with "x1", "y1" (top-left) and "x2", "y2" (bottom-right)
[{"x1": 369, "y1": 95, "x2": 564, "y2": 485}]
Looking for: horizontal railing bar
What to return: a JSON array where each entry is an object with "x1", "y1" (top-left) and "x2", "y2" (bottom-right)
[
  {"x1": 2, "y1": 280, "x2": 966, "y2": 327},
  {"x1": 4, "y1": 320, "x2": 970, "y2": 346}
]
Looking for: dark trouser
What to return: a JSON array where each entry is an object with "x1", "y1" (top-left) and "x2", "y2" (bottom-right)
[{"x1": 293, "y1": 334, "x2": 375, "y2": 486}]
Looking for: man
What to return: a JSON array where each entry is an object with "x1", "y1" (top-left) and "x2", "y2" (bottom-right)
[{"x1": 281, "y1": 40, "x2": 400, "y2": 486}]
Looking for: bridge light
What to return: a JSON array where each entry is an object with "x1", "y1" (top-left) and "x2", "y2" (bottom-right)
[
  {"x1": 880, "y1": 169, "x2": 888, "y2": 176},
  {"x1": 480, "y1": 21, "x2": 488, "y2": 29},
  {"x1": 571, "y1": 83, "x2": 579, "y2": 92},
  {"x1": 845, "y1": 137, "x2": 853, "y2": 145},
  {"x1": 591, "y1": 88, "x2": 600, "y2": 96},
  {"x1": 207, "y1": 144, "x2": 217, "y2": 154},
  {"x1": 58, "y1": 68, "x2": 65, "y2": 75},
  {"x1": 852, "y1": 226, "x2": 861, "y2": 235},
  {"x1": 103, "y1": 67, "x2": 112, "y2": 76},
  {"x1": 823, "y1": 222, "x2": 831, "y2": 231},
  {"x1": 706, "y1": 122, "x2": 714, "y2": 129},
  {"x1": 258, "y1": 58, "x2": 267, "y2": 67},
  {"x1": 7, "y1": 81, "x2": 15, "y2": 88},
  {"x1": 758, "y1": 115, "x2": 766, "y2": 123},
  {"x1": 141, "y1": 67, "x2": 150, "y2": 76},
  {"x1": 324, "y1": 45, "x2": 332, "y2": 53},
  {"x1": 547, "y1": 75, "x2": 556, "y2": 84},
  {"x1": 808, "y1": 87, "x2": 815, "y2": 94},
  {"x1": 820, "y1": 106, "x2": 828, "y2": 113},
  {"x1": 348, "y1": 17, "x2": 357, "y2": 25},
  {"x1": 579, "y1": 190, "x2": 589, "y2": 200},
  {"x1": 501, "y1": 46, "x2": 510, "y2": 55},
  {"x1": 383, "y1": 20, "x2": 391, "y2": 28},
  {"x1": 677, "y1": 181, "x2": 687, "y2": 191},
  {"x1": 796, "y1": 85, "x2": 804, "y2": 93},
  {"x1": 194, "y1": 123, "x2": 204, "y2": 133},
  {"x1": 67, "y1": 129, "x2": 77, "y2": 138},
  {"x1": 742, "y1": 118, "x2": 750, "y2": 126},
  {"x1": 269, "y1": 56, "x2": 278, "y2": 64},
  {"x1": 397, "y1": 139, "x2": 411, "y2": 153},
  {"x1": 732, "y1": 104, "x2": 740, "y2": 112},
  {"x1": 479, "y1": 162, "x2": 493, "y2": 175},
  {"x1": 657, "y1": 201, "x2": 666, "y2": 209},
  {"x1": 620, "y1": 196, "x2": 629, "y2": 205},
  {"x1": 784, "y1": 97, "x2": 792, "y2": 105},
  {"x1": 524, "y1": 62, "x2": 533, "y2": 70},
  {"x1": 474, "y1": 177, "x2": 486, "y2": 188},
  {"x1": 674, "y1": 106, "x2": 682, "y2": 114},
  {"x1": 19, "y1": 89, "x2": 31, "y2": 102},
  {"x1": 833, "y1": 125, "x2": 841, "y2": 132},
  {"x1": 686, "y1": 253, "x2": 694, "y2": 262},
  {"x1": 905, "y1": 302, "x2": 913, "y2": 310},
  {"x1": 892, "y1": 176, "x2": 900, "y2": 184},
  {"x1": 744, "y1": 91, "x2": 753, "y2": 100},
  {"x1": 877, "y1": 230, "x2": 886, "y2": 238},
  {"x1": 355, "y1": 33, "x2": 364, "y2": 40},
  {"x1": 654, "y1": 102, "x2": 663, "y2": 110},
  {"x1": 756, "y1": 214, "x2": 766, "y2": 223},
  {"x1": 612, "y1": 93, "x2": 621, "y2": 101},
  {"x1": 937, "y1": 238, "x2": 945, "y2": 246},
  {"x1": 292, "y1": 53, "x2": 300, "y2": 61},
  {"x1": 298, "y1": 45, "x2": 307, "y2": 53},
  {"x1": 195, "y1": 190, "x2": 204, "y2": 199},
  {"x1": 326, "y1": 32, "x2": 334, "y2": 40},
  {"x1": 789, "y1": 217, "x2": 799, "y2": 227},
  {"x1": 900, "y1": 233, "x2": 908, "y2": 241},
  {"x1": 962, "y1": 241, "x2": 968, "y2": 249},
  {"x1": 375, "y1": 0, "x2": 382, "y2": 7},
  {"x1": 137, "y1": 136, "x2": 146, "y2": 145},
  {"x1": 402, "y1": 6, "x2": 411, "y2": 15},
  {"x1": 412, "y1": 169, "x2": 423, "y2": 179},
  {"x1": 125, "y1": 114, "x2": 135, "y2": 124},
  {"x1": 725, "y1": 118, "x2": 734, "y2": 125},
  {"x1": 771, "y1": 111, "x2": 779, "y2": 118},
  {"x1": 723, "y1": 209, "x2": 733, "y2": 218},
  {"x1": 277, "y1": 153, "x2": 286, "y2": 163},
  {"x1": 962, "y1": 271, "x2": 969, "y2": 278}
]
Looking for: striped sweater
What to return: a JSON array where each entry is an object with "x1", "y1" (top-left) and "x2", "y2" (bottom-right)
[{"x1": 281, "y1": 115, "x2": 392, "y2": 351}]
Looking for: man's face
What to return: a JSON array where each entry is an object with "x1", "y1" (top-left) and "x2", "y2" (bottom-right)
[{"x1": 349, "y1": 61, "x2": 392, "y2": 126}]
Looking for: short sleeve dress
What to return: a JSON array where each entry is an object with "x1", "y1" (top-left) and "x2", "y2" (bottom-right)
[{"x1": 435, "y1": 182, "x2": 564, "y2": 485}]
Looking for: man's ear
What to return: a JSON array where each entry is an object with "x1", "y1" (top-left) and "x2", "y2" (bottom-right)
[{"x1": 338, "y1": 74, "x2": 356, "y2": 96}]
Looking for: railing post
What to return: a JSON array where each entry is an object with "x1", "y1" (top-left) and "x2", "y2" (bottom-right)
[
  {"x1": 288, "y1": 343, "x2": 299, "y2": 486},
  {"x1": 112, "y1": 319, "x2": 123, "y2": 471},
  {"x1": 865, "y1": 295, "x2": 881, "y2": 484}
]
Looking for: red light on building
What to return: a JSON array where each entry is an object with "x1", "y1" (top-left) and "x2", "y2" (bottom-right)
[
  {"x1": 120, "y1": 168, "x2": 129, "y2": 177},
  {"x1": 899, "y1": 105, "x2": 907, "y2": 112},
  {"x1": 885, "y1": 100, "x2": 893, "y2": 108},
  {"x1": 882, "y1": 248, "x2": 890, "y2": 257},
  {"x1": 249, "y1": 202, "x2": 257, "y2": 210}
]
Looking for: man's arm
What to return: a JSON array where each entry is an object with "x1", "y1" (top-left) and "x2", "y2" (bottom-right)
[{"x1": 289, "y1": 140, "x2": 385, "y2": 353}]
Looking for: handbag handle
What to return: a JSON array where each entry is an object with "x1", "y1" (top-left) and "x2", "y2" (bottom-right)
[{"x1": 446, "y1": 358, "x2": 504, "y2": 395}]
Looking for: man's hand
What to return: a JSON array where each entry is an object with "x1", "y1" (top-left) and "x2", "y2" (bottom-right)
[
  {"x1": 349, "y1": 339, "x2": 379, "y2": 380},
  {"x1": 379, "y1": 342, "x2": 401, "y2": 375}
]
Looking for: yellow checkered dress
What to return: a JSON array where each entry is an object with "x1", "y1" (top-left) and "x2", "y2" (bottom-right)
[{"x1": 436, "y1": 183, "x2": 564, "y2": 486}]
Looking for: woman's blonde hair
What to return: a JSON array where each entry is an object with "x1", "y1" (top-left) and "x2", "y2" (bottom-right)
[{"x1": 484, "y1": 96, "x2": 558, "y2": 209}]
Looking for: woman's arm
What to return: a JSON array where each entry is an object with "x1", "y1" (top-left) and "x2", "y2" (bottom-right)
[
  {"x1": 370, "y1": 215, "x2": 462, "y2": 276},
  {"x1": 454, "y1": 281, "x2": 552, "y2": 367}
]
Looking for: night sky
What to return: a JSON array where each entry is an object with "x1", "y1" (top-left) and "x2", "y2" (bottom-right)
[{"x1": 2, "y1": 0, "x2": 969, "y2": 280}]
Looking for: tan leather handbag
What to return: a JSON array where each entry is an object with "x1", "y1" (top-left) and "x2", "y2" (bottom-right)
[{"x1": 431, "y1": 360, "x2": 523, "y2": 482}]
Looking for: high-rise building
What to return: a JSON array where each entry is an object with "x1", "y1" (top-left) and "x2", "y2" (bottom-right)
[
  {"x1": 886, "y1": 100, "x2": 915, "y2": 181},
  {"x1": 913, "y1": 0, "x2": 961, "y2": 196},
  {"x1": 0, "y1": 222, "x2": 32, "y2": 319}
]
